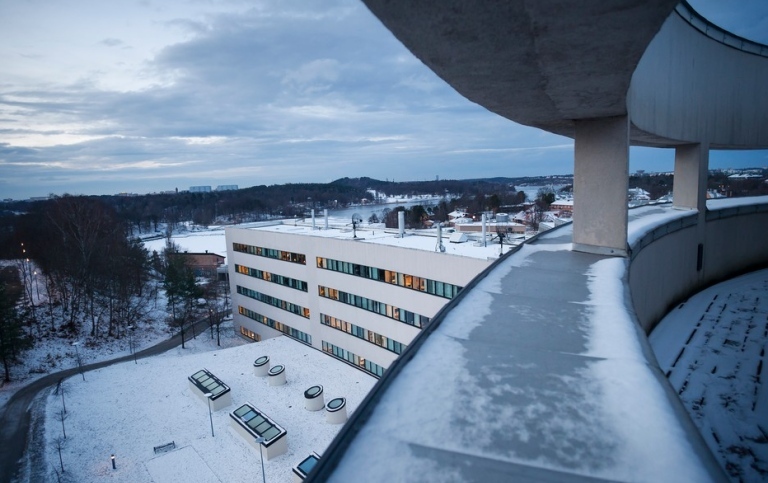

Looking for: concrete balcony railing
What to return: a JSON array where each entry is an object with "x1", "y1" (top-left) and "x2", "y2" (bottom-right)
[{"x1": 630, "y1": 197, "x2": 768, "y2": 333}]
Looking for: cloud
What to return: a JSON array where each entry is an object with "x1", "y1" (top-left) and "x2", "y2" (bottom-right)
[
  {"x1": 99, "y1": 38, "x2": 124, "y2": 48},
  {"x1": 0, "y1": 0, "x2": 765, "y2": 200}
]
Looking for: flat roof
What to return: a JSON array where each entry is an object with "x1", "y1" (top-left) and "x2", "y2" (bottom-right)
[{"x1": 234, "y1": 219, "x2": 520, "y2": 260}]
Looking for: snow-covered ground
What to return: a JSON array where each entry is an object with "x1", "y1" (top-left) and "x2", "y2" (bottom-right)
[
  {"x1": 34, "y1": 334, "x2": 375, "y2": 483},
  {"x1": 650, "y1": 269, "x2": 768, "y2": 482},
  {"x1": 142, "y1": 228, "x2": 227, "y2": 262}
]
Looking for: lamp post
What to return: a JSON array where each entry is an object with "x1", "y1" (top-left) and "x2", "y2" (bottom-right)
[
  {"x1": 111, "y1": 454, "x2": 116, "y2": 470},
  {"x1": 127, "y1": 325, "x2": 136, "y2": 364},
  {"x1": 32, "y1": 270, "x2": 41, "y2": 304},
  {"x1": 204, "y1": 393, "x2": 214, "y2": 437},
  {"x1": 254, "y1": 436, "x2": 266, "y2": 483},
  {"x1": 71, "y1": 342, "x2": 84, "y2": 381}
]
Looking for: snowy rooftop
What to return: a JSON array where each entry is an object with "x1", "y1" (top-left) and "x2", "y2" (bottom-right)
[
  {"x1": 236, "y1": 218, "x2": 512, "y2": 260},
  {"x1": 38, "y1": 336, "x2": 375, "y2": 483}
]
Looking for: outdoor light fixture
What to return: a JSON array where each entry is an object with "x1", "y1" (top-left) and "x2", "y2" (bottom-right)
[
  {"x1": 111, "y1": 454, "x2": 116, "y2": 470},
  {"x1": 127, "y1": 325, "x2": 136, "y2": 364},
  {"x1": 255, "y1": 436, "x2": 266, "y2": 483},
  {"x1": 204, "y1": 393, "x2": 214, "y2": 437},
  {"x1": 71, "y1": 342, "x2": 84, "y2": 381}
]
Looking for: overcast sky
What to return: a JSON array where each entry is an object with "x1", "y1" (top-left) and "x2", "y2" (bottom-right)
[{"x1": 1, "y1": 0, "x2": 767, "y2": 200}]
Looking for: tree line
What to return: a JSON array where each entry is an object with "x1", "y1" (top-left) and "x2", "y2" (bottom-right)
[{"x1": 0, "y1": 195, "x2": 228, "y2": 382}]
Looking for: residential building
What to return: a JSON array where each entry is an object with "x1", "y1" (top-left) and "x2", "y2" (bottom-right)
[
  {"x1": 225, "y1": 218, "x2": 497, "y2": 377},
  {"x1": 173, "y1": 251, "x2": 226, "y2": 278}
]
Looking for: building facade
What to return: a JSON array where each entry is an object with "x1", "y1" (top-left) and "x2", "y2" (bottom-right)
[
  {"x1": 226, "y1": 221, "x2": 496, "y2": 377},
  {"x1": 173, "y1": 251, "x2": 226, "y2": 278}
]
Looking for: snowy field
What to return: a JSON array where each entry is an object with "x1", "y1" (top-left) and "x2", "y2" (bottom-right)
[
  {"x1": 141, "y1": 228, "x2": 227, "y2": 262},
  {"x1": 36, "y1": 335, "x2": 375, "y2": 482},
  {"x1": 650, "y1": 269, "x2": 768, "y2": 482}
]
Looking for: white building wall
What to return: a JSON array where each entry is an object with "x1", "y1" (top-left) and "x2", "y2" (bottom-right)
[{"x1": 225, "y1": 224, "x2": 492, "y2": 377}]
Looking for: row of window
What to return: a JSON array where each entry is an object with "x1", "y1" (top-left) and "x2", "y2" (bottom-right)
[
  {"x1": 316, "y1": 257, "x2": 462, "y2": 299},
  {"x1": 318, "y1": 285, "x2": 430, "y2": 328},
  {"x1": 321, "y1": 313, "x2": 406, "y2": 355},
  {"x1": 233, "y1": 243, "x2": 306, "y2": 265},
  {"x1": 321, "y1": 341, "x2": 384, "y2": 378},
  {"x1": 235, "y1": 264, "x2": 308, "y2": 292},
  {"x1": 239, "y1": 326, "x2": 261, "y2": 342},
  {"x1": 238, "y1": 306, "x2": 312, "y2": 345},
  {"x1": 237, "y1": 285, "x2": 310, "y2": 319}
]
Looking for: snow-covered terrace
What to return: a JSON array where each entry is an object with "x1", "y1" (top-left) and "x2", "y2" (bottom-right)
[
  {"x1": 310, "y1": 198, "x2": 768, "y2": 482},
  {"x1": 35, "y1": 336, "x2": 375, "y2": 483}
]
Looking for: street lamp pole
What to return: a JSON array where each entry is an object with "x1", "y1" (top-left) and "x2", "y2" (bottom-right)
[
  {"x1": 71, "y1": 342, "x2": 84, "y2": 381},
  {"x1": 205, "y1": 393, "x2": 214, "y2": 437},
  {"x1": 255, "y1": 436, "x2": 266, "y2": 483},
  {"x1": 127, "y1": 325, "x2": 136, "y2": 364},
  {"x1": 33, "y1": 270, "x2": 41, "y2": 304}
]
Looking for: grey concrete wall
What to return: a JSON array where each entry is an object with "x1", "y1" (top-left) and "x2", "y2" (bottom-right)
[
  {"x1": 630, "y1": 203, "x2": 768, "y2": 333},
  {"x1": 629, "y1": 13, "x2": 768, "y2": 148}
]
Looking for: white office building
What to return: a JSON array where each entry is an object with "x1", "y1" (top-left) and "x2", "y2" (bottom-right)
[{"x1": 225, "y1": 215, "x2": 499, "y2": 378}]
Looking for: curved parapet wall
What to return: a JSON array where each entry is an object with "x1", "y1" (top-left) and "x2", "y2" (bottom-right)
[
  {"x1": 629, "y1": 6, "x2": 768, "y2": 148},
  {"x1": 674, "y1": 2, "x2": 768, "y2": 57},
  {"x1": 629, "y1": 198, "x2": 768, "y2": 333}
]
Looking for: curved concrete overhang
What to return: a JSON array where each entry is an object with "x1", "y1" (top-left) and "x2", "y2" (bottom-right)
[
  {"x1": 360, "y1": 0, "x2": 680, "y2": 139},
  {"x1": 361, "y1": 1, "x2": 768, "y2": 149},
  {"x1": 629, "y1": 6, "x2": 768, "y2": 149}
]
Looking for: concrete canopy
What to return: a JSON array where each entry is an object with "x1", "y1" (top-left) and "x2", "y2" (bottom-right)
[{"x1": 361, "y1": 0, "x2": 679, "y2": 140}]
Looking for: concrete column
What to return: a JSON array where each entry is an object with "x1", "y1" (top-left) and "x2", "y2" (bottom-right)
[
  {"x1": 673, "y1": 143, "x2": 709, "y2": 212},
  {"x1": 573, "y1": 116, "x2": 629, "y2": 257}
]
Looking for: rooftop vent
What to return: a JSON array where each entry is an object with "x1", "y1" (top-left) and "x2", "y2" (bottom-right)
[
  {"x1": 449, "y1": 232, "x2": 468, "y2": 243},
  {"x1": 268, "y1": 364, "x2": 286, "y2": 386},
  {"x1": 325, "y1": 397, "x2": 347, "y2": 424},
  {"x1": 304, "y1": 385, "x2": 325, "y2": 411},
  {"x1": 253, "y1": 356, "x2": 270, "y2": 377}
]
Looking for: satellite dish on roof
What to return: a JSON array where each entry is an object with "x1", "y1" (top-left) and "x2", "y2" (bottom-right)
[{"x1": 351, "y1": 213, "x2": 363, "y2": 238}]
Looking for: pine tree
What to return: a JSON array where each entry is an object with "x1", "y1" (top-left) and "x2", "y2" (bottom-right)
[{"x1": 0, "y1": 282, "x2": 32, "y2": 382}]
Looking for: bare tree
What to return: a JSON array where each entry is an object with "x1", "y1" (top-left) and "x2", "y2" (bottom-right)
[
  {"x1": 55, "y1": 409, "x2": 69, "y2": 439},
  {"x1": 52, "y1": 436, "x2": 67, "y2": 474}
]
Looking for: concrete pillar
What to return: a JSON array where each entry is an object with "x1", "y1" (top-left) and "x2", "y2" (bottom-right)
[
  {"x1": 673, "y1": 143, "x2": 709, "y2": 212},
  {"x1": 572, "y1": 115, "x2": 629, "y2": 257}
]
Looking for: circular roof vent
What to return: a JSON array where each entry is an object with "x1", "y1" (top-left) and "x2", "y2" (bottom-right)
[
  {"x1": 268, "y1": 364, "x2": 286, "y2": 386},
  {"x1": 253, "y1": 356, "x2": 270, "y2": 377},
  {"x1": 326, "y1": 397, "x2": 347, "y2": 424},
  {"x1": 304, "y1": 385, "x2": 325, "y2": 411}
]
